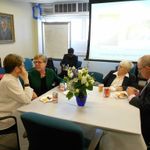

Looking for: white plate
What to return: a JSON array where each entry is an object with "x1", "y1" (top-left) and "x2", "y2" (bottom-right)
[
  {"x1": 39, "y1": 95, "x2": 53, "y2": 103},
  {"x1": 115, "y1": 91, "x2": 128, "y2": 99}
]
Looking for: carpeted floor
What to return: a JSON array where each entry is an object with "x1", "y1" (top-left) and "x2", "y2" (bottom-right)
[{"x1": 0, "y1": 133, "x2": 18, "y2": 150}]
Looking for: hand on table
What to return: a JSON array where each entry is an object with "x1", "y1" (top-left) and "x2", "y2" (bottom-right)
[{"x1": 32, "y1": 91, "x2": 38, "y2": 100}]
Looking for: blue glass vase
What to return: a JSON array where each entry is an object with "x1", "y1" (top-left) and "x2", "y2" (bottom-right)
[{"x1": 75, "y1": 94, "x2": 87, "y2": 107}]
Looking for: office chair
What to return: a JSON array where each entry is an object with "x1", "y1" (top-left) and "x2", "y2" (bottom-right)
[
  {"x1": 0, "y1": 67, "x2": 5, "y2": 74},
  {"x1": 89, "y1": 72, "x2": 103, "y2": 83},
  {"x1": 0, "y1": 67, "x2": 5, "y2": 80},
  {"x1": 24, "y1": 58, "x2": 33, "y2": 71},
  {"x1": 0, "y1": 58, "x2": 1, "y2": 68},
  {"x1": 0, "y1": 116, "x2": 20, "y2": 150},
  {"x1": 46, "y1": 57, "x2": 58, "y2": 74},
  {"x1": 130, "y1": 64, "x2": 137, "y2": 75},
  {"x1": 21, "y1": 112, "x2": 103, "y2": 150},
  {"x1": 77, "y1": 60, "x2": 82, "y2": 69}
]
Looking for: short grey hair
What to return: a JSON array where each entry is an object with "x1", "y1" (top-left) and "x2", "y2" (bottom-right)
[
  {"x1": 119, "y1": 60, "x2": 133, "y2": 72},
  {"x1": 33, "y1": 54, "x2": 47, "y2": 63},
  {"x1": 139, "y1": 55, "x2": 150, "y2": 67}
]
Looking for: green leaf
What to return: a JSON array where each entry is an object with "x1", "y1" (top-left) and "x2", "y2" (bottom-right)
[
  {"x1": 66, "y1": 91, "x2": 74, "y2": 100},
  {"x1": 87, "y1": 85, "x2": 93, "y2": 90}
]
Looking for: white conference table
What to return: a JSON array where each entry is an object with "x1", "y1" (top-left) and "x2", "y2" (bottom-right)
[{"x1": 17, "y1": 86, "x2": 146, "y2": 150}]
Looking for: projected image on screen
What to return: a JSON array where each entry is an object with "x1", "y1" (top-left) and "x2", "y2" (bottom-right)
[{"x1": 87, "y1": 0, "x2": 150, "y2": 62}]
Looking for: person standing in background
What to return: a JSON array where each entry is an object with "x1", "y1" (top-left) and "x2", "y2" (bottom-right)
[
  {"x1": 0, "y1": 18, "x2": 12, "y2": 40},
  {"x1": 127, "y1": 55, "x2": 150, "y2": 147},
  {"x1": 0, "y1": 54, "x2": 37, "y2": 130}
]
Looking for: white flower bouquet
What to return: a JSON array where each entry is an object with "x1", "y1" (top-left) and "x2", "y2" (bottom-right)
[{"x1": 64, "y1": 67, "x2": 95, "y2": 99}]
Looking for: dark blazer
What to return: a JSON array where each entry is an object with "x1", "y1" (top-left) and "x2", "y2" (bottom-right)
[
  {"x1": 103, "y1": 70, "x2": 138, "y2": 90},
  {"x1": 60, "y1": 53, "x2": 78, "y2": 68},
  {"x1": 129, "y1": 82, "x2": 150, "y2": 145}
]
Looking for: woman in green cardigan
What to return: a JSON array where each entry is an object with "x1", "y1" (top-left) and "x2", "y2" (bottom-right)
[{"x1": 28, "y1": 54, "x2": 64, "y2": 96}]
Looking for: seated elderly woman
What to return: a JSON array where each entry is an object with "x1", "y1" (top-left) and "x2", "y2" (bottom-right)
[
  {"x1": 103, "y1": 60, "x2": 138, "y2": 91},
  {"x1": 28, "y1": 54, "x2": 64, "y2": 96}
]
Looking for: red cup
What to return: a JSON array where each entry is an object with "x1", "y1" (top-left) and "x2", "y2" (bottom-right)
[{"x1": 104, "y1": 87, "x2": 110, "y2": 97}]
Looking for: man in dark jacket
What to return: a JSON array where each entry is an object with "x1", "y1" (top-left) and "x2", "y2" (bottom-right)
[
  {"x1": 127, "y1": 55, "x2": 150, "y2": 146},
  {"x1": 59, "y1": 48, "x2": 78, "y2": 78},
  {"x1": 60, "y1": 48, "x2": 78, "y2": 68}
]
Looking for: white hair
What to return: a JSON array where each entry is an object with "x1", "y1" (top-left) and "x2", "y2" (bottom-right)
[{"x1": 119, "y1": 60, "x2": 133, "y2": 72}]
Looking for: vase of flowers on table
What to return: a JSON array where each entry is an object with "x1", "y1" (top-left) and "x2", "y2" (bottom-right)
[{"x1": 64, "y1": 67, "x2": 95, "y2": 106}]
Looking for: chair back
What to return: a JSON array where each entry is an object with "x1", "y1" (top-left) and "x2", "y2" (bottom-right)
[
  {"x1": 77, "y1": 61, "x2": 82, "y2": 69},
  {"x1": 24, "y1": 58, "x2": 33, "y2": 71},
  {"x1": 0, "y1": 57, "x2": 1, "y2": 68},
  {"x1": 130, "y1": 64, "x2": 138, "y2": 76},
  {"x1": 0, "y1": 67, "x2": 5, "y2": 74},
  {"x1": 89, "y1": 72, "x2": 103, "y2": 83},
  {"x1": 0, "y1": 116, "x2": 20, "y2": 150},
  {"x1": 21, "y1": 112, "x2": 85, "y2": 150},
  {"x1": 0, "y1": 67, "x2": 5, "y2": 80},
  {"x1": 46, "y1": 57, "x2": 57, "y2": 73}
]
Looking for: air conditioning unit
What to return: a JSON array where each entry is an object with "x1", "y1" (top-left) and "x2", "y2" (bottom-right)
[
  {"x1": 41, "y1": 2, "x2": 89, "y2": 16},
  {"x1": 41, "y1": 3, "x2": 54, "y2": 16}
]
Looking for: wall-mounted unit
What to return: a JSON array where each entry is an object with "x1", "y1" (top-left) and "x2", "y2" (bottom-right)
[{"x1": 41, "y1": 1, "x2": 89, "y2": 15}]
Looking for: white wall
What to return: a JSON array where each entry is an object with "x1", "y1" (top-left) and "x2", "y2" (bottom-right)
[
  {"x1": 0, "y1": 0, "x2": 37, "y2": 64},
  {"x1": 0, "y1": 0, "x2": 119, "y2": 76}
]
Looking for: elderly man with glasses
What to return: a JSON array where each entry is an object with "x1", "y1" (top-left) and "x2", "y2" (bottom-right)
[{"x1": 127, "y1": 55, "x2": 150, "y2": 147}]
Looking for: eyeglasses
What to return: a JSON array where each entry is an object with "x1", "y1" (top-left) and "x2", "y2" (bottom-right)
[{"x1": 33, "y1": 61, "x2": 44, "y2": 64}]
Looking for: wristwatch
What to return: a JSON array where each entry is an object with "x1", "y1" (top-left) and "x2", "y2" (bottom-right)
[{"x1": 24, "y1": 83, "x2": 30, "y2": 87}]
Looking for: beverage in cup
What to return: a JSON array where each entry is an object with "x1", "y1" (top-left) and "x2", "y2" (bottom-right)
[
  {"x1": 104, "y1": 87, "x2": 110, "y2": 97},
  {"x1": 98, "y1": 84, "x2": 104, "y2": 92},
  {"x1": 52, "y1": 92, "x2": 58, "y2": 103},
  {"x1": 59, "y1": 83, "x2": 65, "y2": 91}
]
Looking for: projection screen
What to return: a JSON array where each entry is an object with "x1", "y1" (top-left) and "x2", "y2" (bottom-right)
[{"x1": 86, "y1": 0, "x2": 150, "y2": 62}]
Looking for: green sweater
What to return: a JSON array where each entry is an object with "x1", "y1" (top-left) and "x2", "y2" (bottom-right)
[{"x1": 28, "y1": 68, "x2": 63, "y2": 96}]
